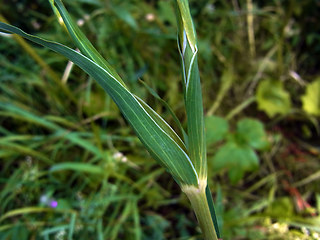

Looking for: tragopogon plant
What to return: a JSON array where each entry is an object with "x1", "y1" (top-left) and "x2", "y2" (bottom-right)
[{"x1": 0, "y1": 0, "x2": 221, "y2": 239}]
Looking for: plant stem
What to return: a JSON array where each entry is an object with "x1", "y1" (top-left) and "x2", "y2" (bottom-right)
[
  {"x1": 183, "y1": 182, "x2": 219, "y2": 240},
  {"x1": 226, "y1": 96, "x2": 256, "y2": 120}
]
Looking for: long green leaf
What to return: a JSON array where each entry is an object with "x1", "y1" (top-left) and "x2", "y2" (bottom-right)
[
  {"x1": 176, "y1": 0, "x2": 206, "y2": 180},
  {"x1": 52, "y1": 0, "x2": 126, "y2": 88},
  {"x1": 0, "y1": 207, "x2": 75, "y2": 223},
  {"x1": 175, "y1": 0, "x2": 197, "y2": 53},
  {"x1": 205, "y1": 185, "x2": 221, "y2": 239},
  {"x1": 48, "y1": 0, "x2": 195, "y2": 181},
  {"x1": 52, "y1": 0, "x2": 190, "y2": 154},
  {"x1": 175, "y1": 1, "x2": 221, "y2": 237},
  {"x1": 0, "y1": 23, "x2": 198, "y2": 186}
]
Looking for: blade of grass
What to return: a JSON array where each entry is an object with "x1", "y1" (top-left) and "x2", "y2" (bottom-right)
[
  {"x1": 0, "y1": 23, "x2": 198, "y2": 186},
  {"x1": 0, "y1": 207, "x2": 75, "y2": 223},
  {"x1": 175, "y1": 1, "x2": 220, "y2": 239},
  {"x1": 132, "y1": 199, "x2": 142, "y2": 240},
  {"x1": 51, "y1": 0, "x2": 191, "y2": 158},
  {"x1": 205, "y1": 185, "x2": 221, "y2": 239},
  {"x1": 67, "y1": 213, "x2": 76, "y2": 240},
  {"x1": 110, "y1": 200, "x2": 132, "y2": 240},
  {"x1": 207, "y1": 66, "x2": 234, "y2": 116},
  {"x1": 51, "y1": 0, "x2": 192, "y2": 167},
  {"x1": 40, "y1": 225, "x2": 69, "y2": 236},
  {"x1": 176, "y1": 0, "x2": 206, "y2": 181},
  {"x1": 225, "y1": 96, "x2": 256, "y2": 120},
  {"x1": 50, "y1": 162, "x2": 104, "y2": 175},
  {"x1": 139, "y1": 79, "x2": 188, "y2": 142},
  {"x1": 52, "y1": 0, "x2": 126, "y2": 88}
]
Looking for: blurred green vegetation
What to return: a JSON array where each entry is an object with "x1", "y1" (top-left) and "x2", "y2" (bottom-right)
[{"x1": 0, "y1": 0, "x2": 319, "y2": 239}]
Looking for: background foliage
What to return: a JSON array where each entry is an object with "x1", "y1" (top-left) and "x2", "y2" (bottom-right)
[{"x1": 0, "y1": 0, "x2": 319, "y2": 239}]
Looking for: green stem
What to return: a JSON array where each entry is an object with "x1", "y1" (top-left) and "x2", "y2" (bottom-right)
[
  {"x1": 183, "y1": 182, "x2": 219, "y2": 240},
  {"x1": 225, "y1": 96, "x2": 256, "y2": 120}
]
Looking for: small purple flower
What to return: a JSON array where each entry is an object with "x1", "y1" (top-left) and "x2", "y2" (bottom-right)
[{"x1": 49, "y1": 200, "x2": 58, "y2": 208}]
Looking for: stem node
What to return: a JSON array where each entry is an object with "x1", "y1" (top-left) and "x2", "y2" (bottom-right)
[{"x1": 182, "y1": 180, "x2": 218, "y2": 240}]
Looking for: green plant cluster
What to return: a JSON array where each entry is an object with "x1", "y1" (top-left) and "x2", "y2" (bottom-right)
[
  {"x1": 206, "y1": 116, "x2": 269, "y2": 184},
  {"x1": 0, "y1": 0, "x2": 319, "y2": 239}
]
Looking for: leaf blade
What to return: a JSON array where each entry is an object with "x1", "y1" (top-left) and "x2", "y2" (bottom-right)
[
  {"x1": 176, "y1": 0, "x2": 206, "y2": 180},
  {"x1": 50, "y1": 162, "x2": 104, "y2": 174},
  {"x1": 301, "y1": 77, "x2": 320, "y2": 116},
  {"x1": 0, "y1": 22, "x2": 198, "y2": 186},
  {"x1": 52, "y1": 0, "x2": 126, "y2": 88},
  {"x1": 205, "y1": 185, "x2": 221, "y2": 239},
  {"x1": 256, "y1": 79, "x2": 291, "y2": 117},
  {"x1": 236, "y1": 118, "x2": 269, "y2": 150}
]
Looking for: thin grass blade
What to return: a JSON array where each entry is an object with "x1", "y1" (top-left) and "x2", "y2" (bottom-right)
[
  {"x1": 139, "y1": 80, "x2": 188, "y2": 142},
  {"x1": 52, "y1": 0, "x2": 126, "y2": 88},
  {"x1": 67, "y1": 213, "x2": 76, "y2": 240},
  {"x1": 50, "y1": 162, "x2": 104, "y2": 174},
  {"x1": 175, "y1": 1, "x2": 221, "y2": 237},
  {"x1": 205, "y1": 185, "x2": 221, "y2": 239},
  {"x1": 175, "y1": 0, "x2": 206, "y2": 180}
]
